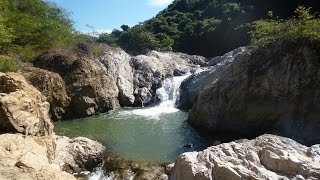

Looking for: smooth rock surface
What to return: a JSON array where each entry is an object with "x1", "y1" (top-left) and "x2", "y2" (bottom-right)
[
  {"x1": 0, "y1": 72, "x2": 53, "y2": 135},
  {"x1": 21, "y1": 67, "x2": 70, "y2": 121},
  {"x1": 188, "y1": 39, "x2": 320, "y2": 145},
  {"x1": 170, "y1": 134, "x2": 320, "y2": 180}
]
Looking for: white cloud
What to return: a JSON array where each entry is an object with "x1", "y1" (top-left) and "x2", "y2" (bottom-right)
[
  {"x1": 81, "y1": 29, "x2": 113, "y2": 37},
  {"x1": 148, "y1": 0, "x2": 173, "y2": 7}
]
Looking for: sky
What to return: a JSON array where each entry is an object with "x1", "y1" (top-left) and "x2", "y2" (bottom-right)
[{"x1": 48, "y1": 0, "x2": 174, "y2": 33}]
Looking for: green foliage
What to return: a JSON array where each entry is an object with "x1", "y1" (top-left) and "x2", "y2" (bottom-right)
[
  {"x1": 0, "y1": 0, "x2": 75, "y2": 61},
  {"x1": 0, "y1": 55, "x2": 20, "y2": 72},
  {"x1": 98, "y1": 0, "x2": 319, "y2": 57},
  {"x1": 0, "y1": 0, "x2": 14, "y2": 51},
  {"x1": 250, "y1": 6, "x2": 320, "y2": 47}
]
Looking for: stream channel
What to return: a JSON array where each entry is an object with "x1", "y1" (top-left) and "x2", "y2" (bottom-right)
[{"x1": 54, "y1": 73, "x2": 209, "y2": 177}]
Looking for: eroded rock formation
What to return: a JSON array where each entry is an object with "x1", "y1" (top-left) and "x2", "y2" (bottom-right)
[
  {"x1": 34, "y1": 44, "x2": 120, "y2": 118},
  {"x1": 0, "y1": 72, "x2": 53, "y2": 135},
  {"x1": 184, "y1": 39, "x2": 320, "y2": 145},
  {"x1": 21, "y1": 67, "x2": 70, "y2": 121}
]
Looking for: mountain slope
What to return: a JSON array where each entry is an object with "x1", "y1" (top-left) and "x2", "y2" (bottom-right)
[{"x1": 99, "y1": 0, "x2": 320, "y2": 57}]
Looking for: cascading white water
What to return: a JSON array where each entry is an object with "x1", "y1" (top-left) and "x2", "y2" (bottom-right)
[{"x1": 128, "y1": 72, "x2": 191, "y2": 117}]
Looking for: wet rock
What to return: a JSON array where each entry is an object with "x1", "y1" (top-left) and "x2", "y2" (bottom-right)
[
  {"x1": 131, "y1": 50, "x2": 206, "y2": 106},
  {"x1": 170, "y1": 134, "x2": 320, "y2": 180},
  {"x1": 0, "y1": 72, "x2": 53, "y2": 135},
  {"x1": 21, "y1": 67, "x2": 70, "y2": 121}
]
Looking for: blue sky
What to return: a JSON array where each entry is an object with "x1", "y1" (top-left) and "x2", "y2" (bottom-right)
[{"x1": 48, "y1": 0, "x2": 173, "y2": 33}]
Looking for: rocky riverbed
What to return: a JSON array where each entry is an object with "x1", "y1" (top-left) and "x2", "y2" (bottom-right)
[{"x1": 1, "y1": 39, "x2": 320, "y2": 179}]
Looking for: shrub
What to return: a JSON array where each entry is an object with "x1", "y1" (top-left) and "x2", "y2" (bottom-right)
[
  {"x1": 250, "y1": 6, "x2": 320, "y2": 47},
  {"x1": 0, "y1": 55, "x2": 20, "y2": 72}
]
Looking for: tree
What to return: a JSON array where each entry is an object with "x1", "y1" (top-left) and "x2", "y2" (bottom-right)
[
  {"x1": 121, "y1": 25, "x2": 130, "y2": 31},
  {"x1": 3, "y1": 0, "x2": 75, "y2": 61}
]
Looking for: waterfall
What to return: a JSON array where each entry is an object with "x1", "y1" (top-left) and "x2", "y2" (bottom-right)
[{"x1": 129, "y1": 72, "x2": 191, "y2": 116}]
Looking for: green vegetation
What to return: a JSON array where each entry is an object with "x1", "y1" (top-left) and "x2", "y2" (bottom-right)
[
  {"x1": 250, "y1": 6, "x2": 320, "y2": 47},
  {"x1": 98, "y1": 0, "x2": 319, "y2": 57},
  {"x1": 0, "y1": 0, "x2": 85, "y2": 72},
  {"x1": 0, "y1": 56, "x2": 20, "y2": 72}
]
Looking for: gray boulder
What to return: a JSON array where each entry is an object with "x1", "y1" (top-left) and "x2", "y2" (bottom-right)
[
  {"x1": 189, "y1": 39, "x2": 320, "y2": 145},
  {"x1": 99, "y1": 47, "x2": 135, "y2": 107},
  {"x1": 177, "y1": 47, "x2": 247, "y2": 110}
]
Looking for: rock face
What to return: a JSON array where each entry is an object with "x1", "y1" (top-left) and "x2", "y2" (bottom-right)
[
  {"x1": 0, "y1": 72, "x2": 53, "y2": 135},
  {"x1": 177, "y1": 47, "x2": 247, "y2": 110},
  {"x1": 170, "y1": 134, "x2": 320, "y2": 180},
  {"x1": 21, "y1": 67, "x2": 70, "y2": 121},
  {"x1": 34, "y1": 44, "x2": 120, "y2": 118},
  {"x1": 32, "y1": 44, "x2": 206, "y2": 118},
  {"x1": 98, "y1": 47, "x2": 135, "y2": 107},
  {"x1": 188, "y1": 39, "x2": 320, "y2": 145},
  {"x1": 131, "y1": 50, "x2": 206, "y2": 106},
  {"x1": 0, "y1": 71, "x2": 106, "y2": 179}
]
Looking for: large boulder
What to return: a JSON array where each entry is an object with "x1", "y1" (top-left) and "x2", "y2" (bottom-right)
[
  {"x1": 0, "y1": 133, "x2": 106, "y2": 179},
  {"x1": 170, "y1": 134, "x2": 320, "y2": 180},
  {"x1": 188, "y1": 39, "x2": 320, "y2": 145},
  {"x1": 98, "y1": 47, "x2": 135, "y2": 107},
  {"x1": 21, "y1": 67, "x2": 70, "y2": 121},
  {"x1": 0, "y1": 134, "x2": 75, "y2": 180},
  {"x1": 52, "y1": 136, "x2": 106, "y2": 173},
  {"x1": 34, "y1": 44, "x2": 120, "y2": 118},
  {"x1": 0, "y1": 72, "x2": 53, "y2": 135},
  {"x1": 131, "y1": 50, "x2": 206, "y2": 106},
  {"x1": 177, "y1": 47, "x2": 247, "y2": 110}
]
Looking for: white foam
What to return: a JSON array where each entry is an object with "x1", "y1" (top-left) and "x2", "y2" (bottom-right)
[{"x1": 129, "y1": 73, "x2": 191, "y2": 117}]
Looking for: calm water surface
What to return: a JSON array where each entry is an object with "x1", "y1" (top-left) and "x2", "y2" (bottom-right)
[{"x1": 55, "y1": 74, "x2": 208, "y2": 163}]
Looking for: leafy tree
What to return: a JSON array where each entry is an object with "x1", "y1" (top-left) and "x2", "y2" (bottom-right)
[{"x1": 121, "y1": 25, "x2": 130, "y2": 31}]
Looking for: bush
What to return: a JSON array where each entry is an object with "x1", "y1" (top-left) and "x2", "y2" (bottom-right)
[
  {"x1": 250, "y1": 6, "x2": 320, "y2": 47},
  {"x1": 0, "y1": 55, "x2": 20, "y2": 72}
]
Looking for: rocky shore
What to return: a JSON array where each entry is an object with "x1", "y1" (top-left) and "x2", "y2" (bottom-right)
[{"x1": 0, "y1": 72, "x2": 105, "y2": 179}]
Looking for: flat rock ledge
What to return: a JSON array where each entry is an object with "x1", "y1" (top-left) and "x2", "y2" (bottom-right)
[{"x1": 170, "y1": 134, "x2": 320, "y2": 180}]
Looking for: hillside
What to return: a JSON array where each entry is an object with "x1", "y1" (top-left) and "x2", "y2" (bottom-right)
[{"x1": 99, "y1": 0, "x2": 320, "y2": 57}]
